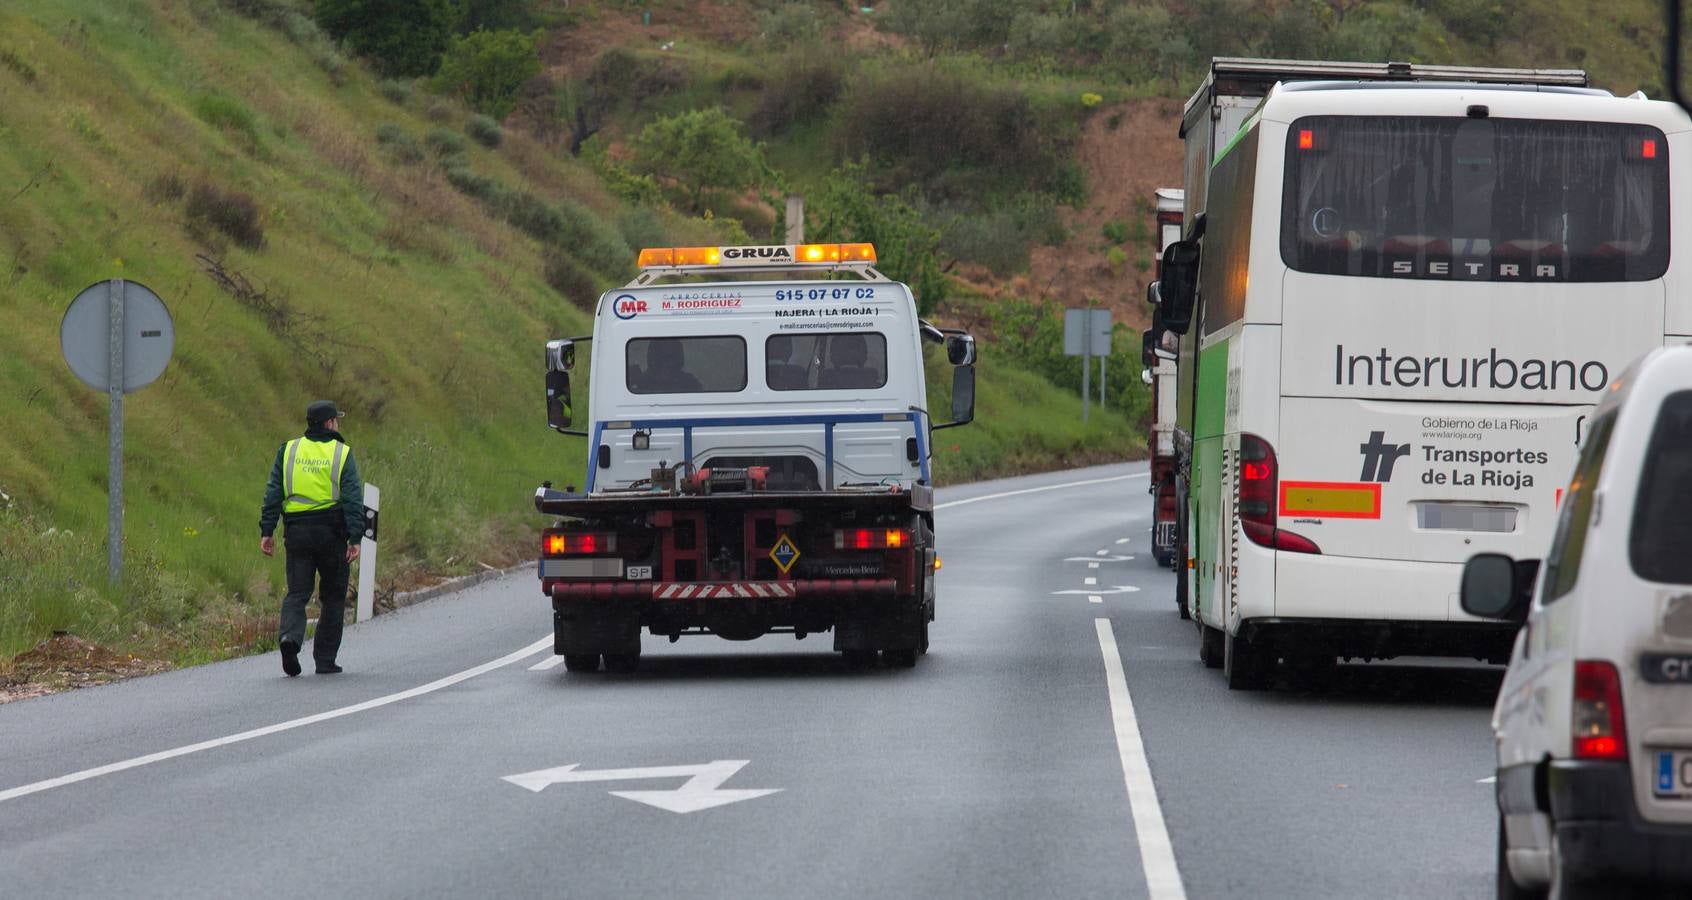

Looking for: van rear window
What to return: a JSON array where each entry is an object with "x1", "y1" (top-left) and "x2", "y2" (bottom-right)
[
  {"x1": 625, "y1": 336, "x2": 746, "y2": 394},
  {"x1": 1631, "y1": 391, "x2": 1692, "y2": 584}
]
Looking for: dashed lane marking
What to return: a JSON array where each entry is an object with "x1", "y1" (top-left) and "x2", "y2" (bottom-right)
[
  {"x1": 1095, "y1": 618, "x2": 1187, "y2": 899},
  {"x1": 1084, "y1": 577, "x2": 1098, "y2": 586},
  {"x1": 1116, "y1": 538, "x2": 1131, "y2": 545},
  {"x1": 1089, "y1": 595, "x2": 1103, "y2": 604},
  {"x1": 0, "y1": 636, "x2": 555, "y2": 805},
  {"x1": 1088, "y1": 562, "x2": 1100, "y2": 570}
]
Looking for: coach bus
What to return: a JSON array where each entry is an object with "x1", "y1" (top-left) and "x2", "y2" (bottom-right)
[{"x1": 1153, "y1": 75, "x2": 1690, "y2": 689}]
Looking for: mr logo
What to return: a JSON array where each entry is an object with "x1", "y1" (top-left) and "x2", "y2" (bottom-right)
[
  {"x1": 613, "y1": 294, "x2": 647, "y2": 320},
  {"x1": 1359, "y1": 431, "x2": 1410, "y2": 482}
]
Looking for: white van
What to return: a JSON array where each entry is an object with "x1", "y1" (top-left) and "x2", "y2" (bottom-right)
[{"x1": 1462, "y1": 346, "x2": 1692, "y2": 896}]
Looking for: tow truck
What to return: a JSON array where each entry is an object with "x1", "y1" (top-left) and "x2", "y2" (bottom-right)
[
  {"x1": 1142, "y1": 188, "x2": 1183, "y2": 578},
  {"x1": 533, "y1": 243, "x2": 977, "y2": 672}
]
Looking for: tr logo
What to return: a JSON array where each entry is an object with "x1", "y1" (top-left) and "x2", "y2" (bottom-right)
[{"x1": 1359, "y1": 431, "x2": 1410, "y2": 482}]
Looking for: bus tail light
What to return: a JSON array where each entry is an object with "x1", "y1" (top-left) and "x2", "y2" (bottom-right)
[
  {"x1": 1573, "y1": 660, "x2": 1628, "y2": 760},
  {"x1": 1238, "y1": 434, "x2": 1320, "y2": 554},
  {"x1": 542, "y1": 531, "x2": 618, "y2": 556}
]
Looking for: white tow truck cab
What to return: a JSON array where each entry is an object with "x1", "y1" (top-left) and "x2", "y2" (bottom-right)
[
  {"x1": 1464, "y1": 346, "x2": 1692, "y2": 895},
  {"x1": 533, "y1": 244, "x2": 977, "y2": 673}
]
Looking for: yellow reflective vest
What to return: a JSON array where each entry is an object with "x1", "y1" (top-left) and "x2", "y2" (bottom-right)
[{"x1": 282, "y1": 437, "x2": 349, "y2": 514}]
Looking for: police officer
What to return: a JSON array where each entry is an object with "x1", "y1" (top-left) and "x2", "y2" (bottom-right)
[{"x1": 259, "y1": 401, "x2": 365, "y2": 677}]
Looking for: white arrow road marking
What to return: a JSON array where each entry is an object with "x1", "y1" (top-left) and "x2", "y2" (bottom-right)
[
  {"x1": 1095, "y1": 618, "x2": 1186, "y2": 899},
  {"x1": 1053, "y1": 586, "x2": 1141, "y2": 595},
  {"x1": 503, "y1": 760, "x2": 781, "y2": 814},
  {"x1": 529, "y1": 655, "x2": 566, "y2": 671},
  {"x1": 0, "y1": 635, "x2": 555, "y2": 805},
  {"x1": 1477, "y1": 775, "x2": 1497, "y2": 784},
  {"x1": 1116, "y1": 538, "x2": 1131, "y2": 545},
  {"x1": 1096, "y1": 549, "x2": 1111, "y2": 557}
]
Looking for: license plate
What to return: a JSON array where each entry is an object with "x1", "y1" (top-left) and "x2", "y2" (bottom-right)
[
  {"x1": 1655, "y1": 750, "x2": 1692, "y2": 798},
  {"x1": 1640, "y1": 653, "x2": 1692, "y2": 683},
  {"x1": 539, "y1": 558, "x2": 623, "y2": 579}
]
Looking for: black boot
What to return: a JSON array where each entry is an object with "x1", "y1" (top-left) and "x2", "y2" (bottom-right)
[
  {"x1": 280, "y1": 640, "x2": 301, "y2": 677},
  {"x1": 315, "y1": 662, "x2": 343, "y2": 674}
]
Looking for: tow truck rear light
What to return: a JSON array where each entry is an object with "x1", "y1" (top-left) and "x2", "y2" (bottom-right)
[
  {"x1": 1237, "y1": 434, "x2": 1320, "y2": 555},
  {"x1": 542, "y1": 531, "x2": 618, "y2": 556},
  {"x1": 835, "y1": 528, "x2": 908, "y2": 550},
  {"x1": 1573, "y1": 660, "x2": 1628, "y2": 760}
]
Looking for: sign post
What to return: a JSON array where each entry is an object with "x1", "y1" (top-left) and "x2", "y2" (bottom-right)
[
  {"x1": 1063, "y1": 308, "x2": 1112, "y2": 424},
  {"x1": 356, "y1": 484, "x2": 380, "y2": 623},
  {"x1": 61, "y1": 279, "x2": 174, "y2": 585}
]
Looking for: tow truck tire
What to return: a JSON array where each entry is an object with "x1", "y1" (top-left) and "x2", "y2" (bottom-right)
[
  {"x1": 885, "y1": 648, "x2": 918, "y2": 668},
  {"x1": 1223, "y1": 630, "x2": 1271, "y2": 691},
  {"x1": 603, "y1": 653, "x2": 640, "y2": 674},
  {"x1": 843, "y1": 649, "x2": 878, "y2": 669},
  {"x1": 563, "y1": 653, "x2": 600, "y2": 673}
]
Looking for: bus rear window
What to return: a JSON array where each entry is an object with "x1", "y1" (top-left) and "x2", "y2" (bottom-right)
[
  {"x1": 1631, "y1": 391, "x2": 1692, "y2": 584},
  {"x1": 1281, "y1": 116, "x2": 1668, "y2": 283},
  {"x1": 625, "y1": 336, "x2": 746, "y2": 394}
]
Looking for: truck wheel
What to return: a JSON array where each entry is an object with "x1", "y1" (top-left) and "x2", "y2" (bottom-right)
[
  {"x1": 563, "y1": 653, "x2": 600, "y2": 673},
  {"x1": 1223, "y1": 631, "x2": 1271, "y2": 691},
  {"x1": 1174, "y1": 544, "x2": 1190, "y2": 620},
  {"x1": 1199, "y1": 624, "x2": 1224, "y2": 669},
  {"x1": 603, "y1": 653, "x2": 640, "y2": 674},
  {"x1": 842, "y1": 649, "x2": 878, "y2": 669},
  {"x1": 884, "y1": 648, "x2": 918, "y2": 668}
]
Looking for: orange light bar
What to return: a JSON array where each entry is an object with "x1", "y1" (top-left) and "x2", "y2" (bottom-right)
[
  {"x1": 839, "y1": 243, "x2": 877, "y2": 263},
  {"x1": 672, "y1": 246, "x2": 721, "y2": 266},
  {"x1": 637, "y1": 247, "x2": 674, "y2": 267},
  {"x1": 796, "y1": 243, "x2": 841, "y2": 263}
]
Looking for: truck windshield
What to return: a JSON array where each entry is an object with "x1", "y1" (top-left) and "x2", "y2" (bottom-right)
[
  {"x1": 1280, "y1": 116, "x2": 1669, "y2": 282},
  {"x1": 625, "y1": 336, "x2": 746, "y2": 394},
  {"x1": 765, "y1": 333, "x2": 888, "y2": 391}
]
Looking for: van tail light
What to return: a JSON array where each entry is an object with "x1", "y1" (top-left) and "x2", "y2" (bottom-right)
[
  {"x1": 1572, "y1": 660, "x2": 1628, "y2": 760},
  {"x1": 1237, "y1": 434, "x2": 1320, "y2": 554},
  {"x1": 834, "y1": 528, "x2": 908, "y2": 550},
  {"x1": 542, "y1": 531, "x2": 618, "y2": 556}
]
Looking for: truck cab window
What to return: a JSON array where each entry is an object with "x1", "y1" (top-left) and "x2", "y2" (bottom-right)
[
  {"x1": 765, "y1": 333, "x2": 887, "y2": 391},
  {"x1": 626, "y1": 336, "x2": 746, "y2": 395}
]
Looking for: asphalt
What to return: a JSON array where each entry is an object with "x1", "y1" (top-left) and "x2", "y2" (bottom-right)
[{"x1": 0, "y1": 463, "x2": 1501, "y2": 898}]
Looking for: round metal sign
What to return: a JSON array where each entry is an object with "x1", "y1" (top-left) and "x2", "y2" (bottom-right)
[{"x1": 60, "y1": 279, "x2": 175, "y2": 393}]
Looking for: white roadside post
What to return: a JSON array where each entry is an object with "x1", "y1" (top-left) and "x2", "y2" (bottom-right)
[{"x1": 356, "y1": 483, "x2": 380, "y2": 623}]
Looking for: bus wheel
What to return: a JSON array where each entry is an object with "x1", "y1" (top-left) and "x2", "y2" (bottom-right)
[
  {"x1": 1199, "y1": 625, "x2": 1224, "y2": 669},
  {"x1": 563, "y1": 653, "x2": 600, "y2": 673},
  {"x1": 1224, "y1": 631, "x2": 1271, "y2": 691}
]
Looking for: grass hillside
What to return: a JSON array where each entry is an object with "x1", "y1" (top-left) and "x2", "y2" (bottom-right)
[{"x1": 0, "y1": 1, "x2": 1146, "y2": 667}]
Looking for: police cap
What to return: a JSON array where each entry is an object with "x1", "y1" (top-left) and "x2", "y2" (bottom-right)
[{"x1": 305, "y1": 400, "x2": 346, "y2": 425}]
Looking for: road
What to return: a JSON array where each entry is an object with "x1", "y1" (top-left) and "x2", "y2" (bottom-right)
[{"x1": 0, "y1": 463, "x2": 1502, "y2": 898}]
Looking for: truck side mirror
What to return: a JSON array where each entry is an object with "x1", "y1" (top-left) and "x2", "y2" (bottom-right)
[
  {"x1": 1158, "y1": 240, "x2": 1200, "y2": 335},
  {"x1": 949, "y1": 364, "x2": 975, "y2": 426},
  {"x1": 946, "y1": 334, "x2": 976, "y2": 366},
  {"x1": 1141, "y1": 330, "x2": 1157, "y2": 368},
  {"x1": 545, "y1": 339, "x2": 579, "y2": 433},
  {"x1": 1460, "y1": 553, "x2": 1538, "y2": 623}
]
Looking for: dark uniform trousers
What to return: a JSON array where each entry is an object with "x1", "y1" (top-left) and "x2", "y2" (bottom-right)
[{"x1": 280, "y1": 518, "x2": 348, "y2": 663}]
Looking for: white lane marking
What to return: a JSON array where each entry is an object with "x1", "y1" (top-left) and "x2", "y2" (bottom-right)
[
  {"x1": 504, "y1": 760, "x2": 781, "y2": 814},
  {"x1": 1084, "y1": 577, "x2": 1098, "y2": 586},
  {"x1": 934, "y1": 472, "x2": 1147, "y2": 511},
  {"x1": 1088, "y1": 562, "x2": 1100, "y2": 570},
  {"x1": 1116, "y1": 538, "x2": 1131, "y2": 545},
  {"x1": 1089, "y1": 595, "x2": 1103, "y2": 604},
  {"x1": 1053, "y1": 586, "x2": 1140, "y2": 595},
  {"x1": 0, "y1": 636, "x2": 555, "y2": 805},
  {"x1": 1477, "y1": 775, "x2": 1497, "y2": 784},
  {"x1": 529, "y1": 654, "x2": 567, "y2": 671},
  {"x1": 1067, "y1": 555, "x2": 1133, "y2": 563},
  {"x1": 1094, "y1": 618, "x2": 1187, "y2": 899},
  {"x1": 1096, "y1": 550, "x2": 1111, "y2": 557}
]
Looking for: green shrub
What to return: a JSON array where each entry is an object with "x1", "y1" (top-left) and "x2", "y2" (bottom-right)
[
  {"x1": 465, "y1": 113, "x2": 503, "y2": 148},
  {"x1": 809, "y1": 161, "x2": 946, "y2": 315},
  {"x1": 313, "y1": 0, "x2": 462, "y2": 77},
  {"x1": 748, "y1": 51, "x2": 845, "y2": 137},
  {"x1": 379, "y1": 79, "x2": 415, "y2": 104},
  {"x1": 375, "y1": 123, "x2": 425, "y2": 164},
  {"x1": 424, "y1": 127, "x2": 468, "y2": 158},
  {"x1": 1106, "y1": 246, "x2": 1128, "y2": 273},
  {"x1": 555, "y1": 198, "x2": 634, "y2": 279},
  {"x1": 630, "y1": 108, "x2": 769, "y2": 212},
  {"x1": 185, "y1": 181, "x2": 266, "y2": 249},
  {"x1": 433, "y1": 28, "x2": 541, "y2": 119},
  {"x1": 1101, "y1": 220, "x2": 1128, "y2": 244},
  {"x1": 614, "y1": 206, "x2": 669, "y2": 253},
  {"x1": 193, "y1": 93, "x2": 260, "y2": 146},
  {"x1": 543, "y1": 249, "x2": 602, "y2": 307},
  {"x1": 442, "y1": 159, "x2": 504, "y2": 203}
]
